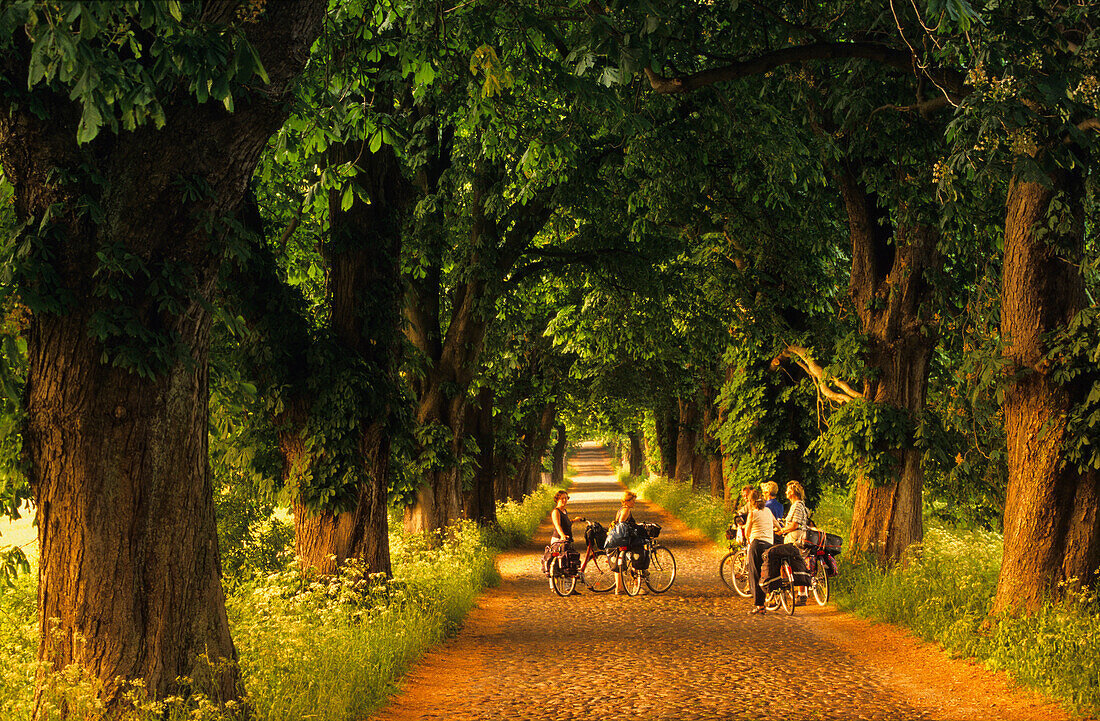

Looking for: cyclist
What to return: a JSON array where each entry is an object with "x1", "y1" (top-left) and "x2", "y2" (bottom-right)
[
  {"x1": 762, "y1": 481, "x2": 785, "y2": 524},
  {"x1": 611, "y1": 490, "x2": 640, "y2": 594},
  {"x1": 550, "y1": 490, "x2": 572, "y2": 544},
  {"x1": 546, "y1": 490, "x2": 581, "y2": 595},
  {"x1": 745, "y1": 487, "x2": 783, "y2": 614},
  {"x1": 776, "y1": 480, "x2": 811, "y2": 606}
]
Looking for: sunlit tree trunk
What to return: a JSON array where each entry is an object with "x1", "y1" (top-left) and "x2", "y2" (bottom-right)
[{"x1": 993, "y1": 167, "x2": 1100, "y2": 614}]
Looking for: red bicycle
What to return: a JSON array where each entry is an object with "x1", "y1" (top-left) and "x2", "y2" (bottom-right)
[{"x1": 547, "y1": 519, "x2": 617, "y2": 596}]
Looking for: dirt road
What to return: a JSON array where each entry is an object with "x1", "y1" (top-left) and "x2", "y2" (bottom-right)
[{"x1": 372, "y1": 445, "x2": 1073, "y2": 721}]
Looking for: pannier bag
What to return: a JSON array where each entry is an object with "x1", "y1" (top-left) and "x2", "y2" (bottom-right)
[
  {"x1": 800, "y1": 528, "x2": 844, "y2": 557},
  {"x1": 542, "y1": 541, "x2": 578, "y2": 577},
  {"x1": 760, "y1": 543, "x2": 812, "y2": 592},
  {"x1": 630, "y1": 545, "x2": 650, "y2": 570},
  {"x1": 585, "y1": 521, "x2": 608, "y2": 550}
]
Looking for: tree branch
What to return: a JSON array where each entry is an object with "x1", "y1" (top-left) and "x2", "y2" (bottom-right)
[
  {"x1": 782, "y1": 344, "x2": 864, "y2": 403},
  {"x1": 644, "y1": 41, "x2": 964, "y2": 96}
]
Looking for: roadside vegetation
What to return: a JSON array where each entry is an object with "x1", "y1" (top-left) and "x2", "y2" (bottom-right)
[{"x1": 0, "y1": 485, "x2": 560, "y2": 721}]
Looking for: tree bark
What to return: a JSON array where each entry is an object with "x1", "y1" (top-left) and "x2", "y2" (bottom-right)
[
  {"x1": 654, "y1": 402, "x2": 678, "y2": 478},
  {"x1": 675, "y1": 397, "x2": 699, "y2": 483},
  {"x1": 0, "y1": 4, "x2": 325, "y2": 714},
  {"x1": 464, "y1": 388, "x2": 498, "y2": 525},
  {"x1": 551, "y1": 422, "x2": 567, "y2": 486},
  {"x1": 837, "y1": 171, "x2": 938, "y2": 564},
  {"x1": 993, "y1": 168, "x2": 1100, "y2": 614},
  {"x1": 291, "y1": 142, "x2": 409, "y2": 576},
  {"x1": 627, "y1": 430, "x2": 645, "y2": 476},
  {"x1": 702, "y1": 385, "x2": 723, "y2": 496}
]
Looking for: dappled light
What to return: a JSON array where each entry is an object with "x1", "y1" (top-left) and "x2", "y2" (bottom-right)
[{"x1": 0, "y1": 1, "x2": 1098, "y2": 720}]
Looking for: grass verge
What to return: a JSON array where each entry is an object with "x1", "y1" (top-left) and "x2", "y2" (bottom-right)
[{"x1": 0, "y1": 485, "x2": 561, "y2": 721}]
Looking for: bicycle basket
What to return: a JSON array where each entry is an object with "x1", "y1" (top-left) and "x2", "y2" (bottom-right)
[
  {"x1": 725, "y1": 525, "x2": 737, "y2": 540},
  {"x1": 642, "y1": 523, "x2": 661, "y2": 539}
]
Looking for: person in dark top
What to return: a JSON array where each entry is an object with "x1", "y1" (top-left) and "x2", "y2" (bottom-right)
[
  {"x1": 763, "y1": 481, "x2": 784, "y2": 524},
  {"x1": 612, "y1": 490, "x2": 638, "y2": 594},
  {"x1": 550, "y1": 490, "x2": 572, "y2": 543}
]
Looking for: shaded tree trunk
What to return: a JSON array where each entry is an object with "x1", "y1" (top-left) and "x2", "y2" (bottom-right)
[
  {"x1": 513, "y1": 404, "x2": 557, "y2": 496},
  {"x1": 654, "y1": 402, "x2": 678, "y2": 478},
  {"x1": 702, "y1": 385, "x2": 723, "y2": 496},
  {"x1": 2, "y1": 5, "x2": 325, "y2": 715},
  {"x1": 292, "y1": 141, "x2": 409, "y2": 576},
  {"x1": 838, "y1": 171, "x2": 938, "y2": 564},
  {"x1": 993, "y1": 168, "x2": 1100, "y2": 614},
  {"x1": 552, "y1": 422, "x2": 567, "y2": 486},
  {"x1": 674, "y1": 396, "x2": 699, "y2": 483},
  {"x1": 627, "y1": 430, "x2": 645, "y2": 476},
  {"x1": 464, "y1": 387, "x2": 497, "y2": 525}
]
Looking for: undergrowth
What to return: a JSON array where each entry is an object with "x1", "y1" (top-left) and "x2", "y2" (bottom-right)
[{"x1": 0, "y1": 485, "x2": 560, "y2": 721}]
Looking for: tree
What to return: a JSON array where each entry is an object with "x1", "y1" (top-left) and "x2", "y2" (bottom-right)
[{"x1": 0, "y1": 1, "x2": 324, "y2": 713}]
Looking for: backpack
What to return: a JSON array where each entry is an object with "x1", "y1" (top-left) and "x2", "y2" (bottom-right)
[{"x1": 604, "y1": 521, "x2": 633, "y2": 550}]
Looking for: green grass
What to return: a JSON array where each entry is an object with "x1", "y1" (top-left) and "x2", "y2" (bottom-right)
[
  {"x1": 618, "y1": 469, "x2": 735, "y2": 544},
  {"x1": 0, "y1": 485, "x2": 561, "y2": 721}
]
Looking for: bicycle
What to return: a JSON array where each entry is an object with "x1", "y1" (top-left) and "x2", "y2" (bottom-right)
[
  {"x1": 762, "y1": 559, "x2": 797, "y2": 615},
  {"x1": 718, "y1": 524, "x2": 751, "y2": 597},
  {"x1": 637, "y1": 522, "x2": 676, "y2": 594},
  {"x1": 800, "y1": 528, "x2": 842, "y2": 605},
  {"x1": 547, "y1": 519, "x2": 617, "y2": 596}
]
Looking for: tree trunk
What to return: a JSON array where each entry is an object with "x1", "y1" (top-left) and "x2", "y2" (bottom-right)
[
  {"x1": 404, "y1": 390, "x2": 468, "y2": 532},
  {"x1": 551, "y1": 423, "x2": 567, "y2": 486},
  {"x1": 654, "y1": 403, "x2": 678, "y2": 478},
  {"x1": 674, "y1": 397, "x2": 699, "y2": 483},
  {"x1": 0, "y1": 4, "x2": 325, "y2": 713},
  {"x1": 291, "y1": 141, "x2": 408, "y2": 576},
  {"x1": 627, "y1": 431, "x2": 645, "y2": 476},
  {"x1": 29, "y1": 312, "x2": 239, "y2": 711},
  {"x1": 464, "y1": 388, "x2": 498, "y2": 525},
  {"x1": 993, "y1": 169, "x2": 1100, "y2": 614},
  {"x1": 512, "y1": 404, "x2": 557, "y2": 496},
  {"x1": 837, "y1": 171, "x2": 939, "y2": 564}
]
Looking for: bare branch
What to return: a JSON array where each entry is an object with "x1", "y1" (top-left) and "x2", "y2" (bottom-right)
[{"x1": 782, "y1": 344, "x2": 864, "y2": 403}]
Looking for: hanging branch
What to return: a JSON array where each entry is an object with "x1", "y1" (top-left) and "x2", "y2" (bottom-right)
[{"x1": 780, "y1": 344, "x2": 864, "y2": 404}]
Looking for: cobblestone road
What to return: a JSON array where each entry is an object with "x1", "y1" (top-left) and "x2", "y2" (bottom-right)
[{"x1": 372, "y1": 446, "x2": 1073, "y2": 721}]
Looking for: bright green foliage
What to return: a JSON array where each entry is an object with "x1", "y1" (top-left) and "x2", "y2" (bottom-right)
[
  {"x1": 712, "y1": 341, "x2": 798, "y2": 495},
  {"x1": 809, "y1": 400, "x2": 913, "y2": 487},
  {"x1": 621, "y1": 470, "x2": 734, "y2": 545}
]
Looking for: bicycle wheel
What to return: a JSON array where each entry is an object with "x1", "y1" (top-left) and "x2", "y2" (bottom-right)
[
  {"x1": 780, "y1": 562, "x2": 795, "y2": 615},
  {"x1": 720, "y1": 549, "x2": 751, "y2": 597},
  {"x1": 624, "y1": 564, "x2": 642, "y2": 596},
  {"x1": 645, "y1": 546, "x2": 676, "y2": 594},
  {"x1": 550, "y1": 559, "x2": 577, "y2": 597},
  {"x1": 586, "y1": 553, "x2": 615, "y2": 593},
  {"x1": 812, "y1": 557, "x2": 830, "y2": 605}
]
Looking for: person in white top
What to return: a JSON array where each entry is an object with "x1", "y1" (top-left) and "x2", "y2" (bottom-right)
[{"x1": 744, "y1": 487, "x2": 782, "y2": 614}]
